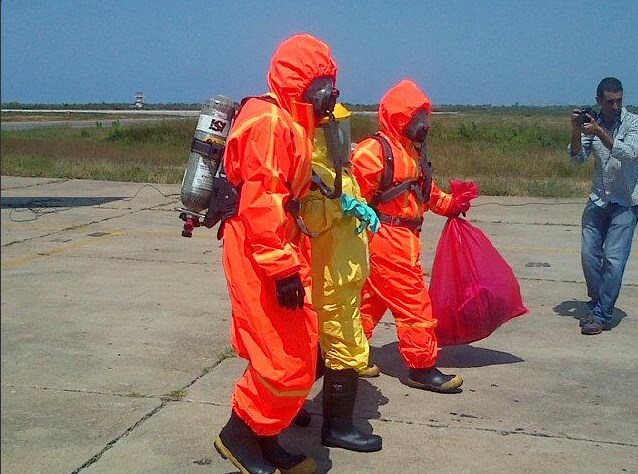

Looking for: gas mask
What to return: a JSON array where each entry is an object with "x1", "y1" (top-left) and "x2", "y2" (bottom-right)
[
  {"x1": 402, "y1": 108, "x2": 433, "y2": 204},
  {"x1": 403, "y1": 108, "x2": 430, "y2": 144},
  {"x1": 313, "y1": 103, "x2": 352, "y2": 199},
  {"x1": 302, "y1": 76, "x2": 339, "y2": 122},
  {"x1": 403, "y1": 108, "x2": 431, "y2": 164}
]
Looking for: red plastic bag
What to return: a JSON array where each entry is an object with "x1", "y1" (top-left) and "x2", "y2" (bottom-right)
[{"x1": 430, "y1": 217, "x2": 528, "y2": 346}]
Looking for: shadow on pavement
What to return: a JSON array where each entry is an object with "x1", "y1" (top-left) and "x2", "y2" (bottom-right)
[
  {"x1": 374, "y1": 341, "x2": 524, "y2": 378},
  {"x1": 1, "y1": 196, "x2": 127, "y2": 208},
  {"x1": 437, "y1": 344, "x2": 525, "y2": 368},
  {"x1": 553, "y1": 299, "x2": 628, "y2": 329}
]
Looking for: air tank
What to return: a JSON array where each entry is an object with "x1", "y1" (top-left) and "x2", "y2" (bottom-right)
[{"x1": 180, "y1": 95, "x2": 235, "y2": 212}]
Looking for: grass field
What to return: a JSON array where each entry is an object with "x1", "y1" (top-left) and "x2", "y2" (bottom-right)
[{"x1": 0, "y1": 108, "x2": 594, "y2": 197}]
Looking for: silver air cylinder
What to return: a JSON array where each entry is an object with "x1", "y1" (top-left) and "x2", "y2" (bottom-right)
[{"x1": 180, "y1": 95, "x2": 235, "y2": 213}]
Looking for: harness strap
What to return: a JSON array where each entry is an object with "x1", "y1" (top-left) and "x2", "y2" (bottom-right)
[
  {"x1": 284, "y1": 199, "x2": 317, "y2": 238},
  {"x1": 420, "y1": 159, "x2": 433, "y2": 206},
  {"x1": 366, "y1": 133, "x2": 431, "y2": 208},
  {"x1": 310, "y1": 168, "x2": 342, "y2": 199},
  {"x1": 374, "y1": 178, "x2": 419, "y2": 203},
  {"x1": 367, "y1": 134, "x2": 393, "y2": 208},
  {"x1": 377, "y1": 212, "x2": 423, "y2": 231},
  {"x1": 371, "y1": 134, "x2": 394, "y2": 191}
]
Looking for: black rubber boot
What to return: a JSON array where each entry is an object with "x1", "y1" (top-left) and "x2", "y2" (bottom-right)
[
  {"x1": 260, "y1": 435, "x2": 317, "y2": 474},
  {"x1": 292, "y1": 349, "x2": 324, "y2": 427},
  {"x1": 214, "y1": 410, "x2": 281, "y2": 474},
  {"x1": 292, "y1": 407, "x2": 312, "y2": 427},
  {"x1": 406, "y1": 367, "x2": 463, "y2": 393},
  {"x1": 321, "y1": 368, "x2": 382, "y2": 453}
]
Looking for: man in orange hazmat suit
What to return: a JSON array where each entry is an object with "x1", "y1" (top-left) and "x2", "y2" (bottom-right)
[
  {"x1": 213, "y1": 33, "x2": 339, "y2": 474},
  {"x1": 298, "y1": 103, "x2": 382, "y2": 453},
  {"x1": 350, "y1": 79, "x2": 476, "y2": 394}
]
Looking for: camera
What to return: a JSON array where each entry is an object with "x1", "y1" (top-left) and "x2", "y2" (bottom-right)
[{"x1": 576, "y1": 107, "x2": 597, "y2": 126}]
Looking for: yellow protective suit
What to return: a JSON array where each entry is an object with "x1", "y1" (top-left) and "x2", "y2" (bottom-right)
[
  {"x1": 300, "y1": 150, "x2": 370, "y2": 372},
  {"x1": 221, "y1": 33, "x2": 337, "y2": 436}
]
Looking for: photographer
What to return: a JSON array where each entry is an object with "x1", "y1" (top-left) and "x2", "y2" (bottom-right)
[{"x1": 569, "y1": 77, "x2": 638, "y2": 335}]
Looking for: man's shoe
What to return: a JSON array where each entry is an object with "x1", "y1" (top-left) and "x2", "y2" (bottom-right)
[
  {"x1": 406, "y1": 367, "x2": 463, "y2": 393},
  {"x1": 580, "y1": 317, "x2": 603, "y2": 335},
  {"x1": 358, "y1": 364, "x2": 380, "y2": 378}
]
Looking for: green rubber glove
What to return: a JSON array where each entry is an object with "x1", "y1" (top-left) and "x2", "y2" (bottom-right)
[{"x1": 339, "y1": 194, "x2": 381, "y2": 234}]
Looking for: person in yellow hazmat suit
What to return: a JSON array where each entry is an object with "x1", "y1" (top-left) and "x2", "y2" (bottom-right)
[{"x1": 298, "y1": 103, "x2": 383, "y2": 453}]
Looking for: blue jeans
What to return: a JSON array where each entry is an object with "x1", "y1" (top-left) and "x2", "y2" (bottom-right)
[{"x1": 581, "y1": 200, "x2": 638, "y2": 323}]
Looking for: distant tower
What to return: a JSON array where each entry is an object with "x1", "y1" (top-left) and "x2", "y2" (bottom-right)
[{"x1": 134, "y1": 91, "x2": 144, "y2": 109}]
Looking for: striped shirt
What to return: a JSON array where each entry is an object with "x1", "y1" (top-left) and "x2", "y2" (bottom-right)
[{"x1": 568, "y1": 107, "x2": 638, "y2": 207}]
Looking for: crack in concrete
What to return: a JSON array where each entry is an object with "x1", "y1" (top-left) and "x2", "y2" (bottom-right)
[
  {"x1": 70, "y1": 352, "x2": 234, "y2": 472},
  {"x1": 377, "y1": 417, "x2": 638, "y2": 448},
  {"x1": 40, "y1": 253, "x2": 213, "y2": 266},
  {"x1": 0, "y1": 178, "x2": 70, "y2": 191},
  {"x1": 67, "y1": 386, "x2": 219, "y2": 470},
  {"x1": 4, "y1": 350, "x2": 235, "y2": 473},
  {"x1": 70, "y1": 402, "x2": 167, "y2": 474},
  {"x1": 519, "y1": 276, "x2": 638, "y2": 287},
  {"x1": 1, "y1": 201, "x2": 172, "y2": 248},
  {"x1": 3, "y1": 384, "x2": 162, "y2": 399},
  {"x1": 469, "y1": 219, "x2": 581, "y2": 227},
  {"x1": 5, "y1": 362, "x2": 636, "y2": 472}
]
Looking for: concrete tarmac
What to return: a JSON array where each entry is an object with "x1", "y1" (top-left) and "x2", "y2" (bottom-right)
[{"x1": 1, "y1": 176, "x2": 637, "y2": 474}]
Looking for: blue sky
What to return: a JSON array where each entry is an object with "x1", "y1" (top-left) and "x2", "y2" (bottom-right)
[{"x1": 2, "y1": 0, "x2": 637, "y2": 106}]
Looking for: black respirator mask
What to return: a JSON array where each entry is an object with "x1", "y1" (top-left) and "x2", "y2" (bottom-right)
[
  {"x1": 302, "y1": 76, "x2": 339, "y2": 121},
  {"x1": 403, "y1": 108, "x2": 430, "y2": 144}
]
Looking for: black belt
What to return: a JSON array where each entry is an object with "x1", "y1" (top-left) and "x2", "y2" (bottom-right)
[{"x1": 378, "y1": 213, "x2": 423, "y2": 231}]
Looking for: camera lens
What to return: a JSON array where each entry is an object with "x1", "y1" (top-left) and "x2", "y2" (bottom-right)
[{"x1": 576, "y1": 108, "x2": 593, "y2": 126}]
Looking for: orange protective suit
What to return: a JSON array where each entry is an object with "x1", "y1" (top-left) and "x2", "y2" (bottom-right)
[
  {"x1": 221, "y1": 34, "x2": 337, "y2": 436},
  {"x1": 350, "y1": 79, "x2": 453, "y2": 369}
]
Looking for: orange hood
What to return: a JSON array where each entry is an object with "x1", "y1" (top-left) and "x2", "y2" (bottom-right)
[
  {"x1": 378, "y1": 79, "x2": 432, "y2": 143},
  {"x1": 267, "y1": 33, "x2": 338, "y2": 117}
]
